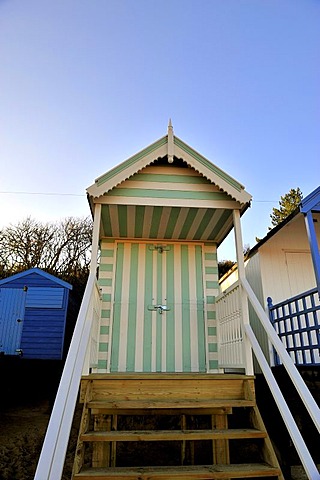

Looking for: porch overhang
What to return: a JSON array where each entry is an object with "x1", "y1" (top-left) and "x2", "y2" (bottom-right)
[{"x1": 87, "y1": 126, "x2": 252, "y2": 245}]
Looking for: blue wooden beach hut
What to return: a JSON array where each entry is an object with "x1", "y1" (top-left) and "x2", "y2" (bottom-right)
[{"x1": 0, "y1": 268, "x2": 72, "y2": 360}]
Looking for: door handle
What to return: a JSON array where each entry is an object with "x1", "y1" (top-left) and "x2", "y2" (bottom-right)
[{"x1": 148, "y1": 305, "x2": 170, "y2": 314}]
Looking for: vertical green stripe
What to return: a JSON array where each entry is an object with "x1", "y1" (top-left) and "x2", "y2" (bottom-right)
[
  {"x1": 166, "y1": 246, "x2": 175, "y2": 371},
  {"x1": 135, "y1": 206, "x2": 145, "y2": 237},
  {"x1": 111, "y1": 243, "x2": 124, "y2": 371},
  {"x1": 156, "y1": 249, "x2": 163, "y2": 371},
  {"x1": 150, "y1": 207, "x2": 163, "y2": 238},
  {"x1": 164, "y1": 207, "x2": 181, "y2": 239},
  {"x1": 126, "y1": 244, "x2": 138, "y2": 371},
  {"x1": 195, "y1": 245, "x2": 206, "y2": 371},
  {"x1": 102, "y1": 206, "x2": 112, "y2": 236},
  {"x1": 118, "y1": 205, "x2": 127, "y2": 237},
  {"x1": 143, "y1": 246, "x2": 153, "y2": 371},
  {"x1": 181, "y1": 245, "x2": 191, "y2": 371},
  {"x1": 179, "y1": 209, "x2": 197, "y2": 239}
]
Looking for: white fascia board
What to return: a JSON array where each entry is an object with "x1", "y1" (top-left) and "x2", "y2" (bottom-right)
[
  {"x1": 93, "y1": 195, "x2": 242, "y2": 209},
  {"x1": 87, "y1": 140, "x2": 168, "y2": 198},
  {"x1": 174, "y1": 142, "x2": 252, "y2": 205}
]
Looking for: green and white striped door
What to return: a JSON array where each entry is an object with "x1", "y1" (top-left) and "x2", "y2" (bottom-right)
[{"x1": 110, "y1": 242, "x2": 206, "y2": 372}]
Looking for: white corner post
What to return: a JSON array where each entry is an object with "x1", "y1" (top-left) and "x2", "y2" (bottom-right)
[
  {"x1": 90, "y1": 203, "x2": 102, "y2": 275},
  {"x1": 233, "y1": 209, "x2": 254, "y2": 375}
]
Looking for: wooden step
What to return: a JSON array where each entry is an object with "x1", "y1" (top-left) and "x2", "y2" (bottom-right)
[
  {"x1": 81, "y1": 428, "x2": 267, "y2": 442},
  {"x1": 87, "y1": 398, "x2": 255, "y2": 414},
  {"x1": 73, "y1": 463, "x2": 281, "y2": 479},
  {"x1": 80, "y1": 374, "x2": 256, "y2": 406}
]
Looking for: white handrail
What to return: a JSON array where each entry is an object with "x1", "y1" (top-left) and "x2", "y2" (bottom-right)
[
  {"x1": 34, "y1": 273, "x2": 101, "y2": 480},
  {"x1": 245, "y1": 324, "x2": 320, "y2": 480},
  {"x1": 240, "y1": 277, "x2": 320, "y2": 480},
  {"x1": 241, "y1": 277, "x2": 320, "y2": 433}
]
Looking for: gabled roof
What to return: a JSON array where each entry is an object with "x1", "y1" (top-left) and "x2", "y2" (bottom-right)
[
  {"x1": 0, "y1": 268, "x2": 73, "y2": 289},
  {"x1": 247, "y1": 185, "x2": 320, "y2": 258},
  {"x1": 87, "y1": 123, "x2": 252, "y2": 206},
  {"x1": 300, "y1": 185, "x2": 320, "y2": 214}
]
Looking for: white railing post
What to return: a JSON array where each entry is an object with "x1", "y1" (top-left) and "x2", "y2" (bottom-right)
[
  {"x1": 241, "y1": 276, "x2": 320, "y2": 434},
  {"x1": 34, "y1": 275, "x2": 101, "y2": 480},
  {"x1": 245, "y1": 323, "x2": 320, "y2": 480},
  {"x1": 233, "y1": 209, "x2": 254, "y2": 375}
]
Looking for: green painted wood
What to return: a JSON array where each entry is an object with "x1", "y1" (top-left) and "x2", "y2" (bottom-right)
[
  {"x1": 110, "y1": 243, "x2": 124, "y2": 371},
  {"x1": 127, "y1": 173, "x2": 212, "y2": 184},
  {"x1": 108, "y1": 187, "x2": 233, "y2": 201},
  {"x1": 195, "y1": 245, "x2": 206, "y2": 370},
  {"x1": 174, "y1": 136, "x2": 244, "y2": 191},
  {"x1": 181, "y1": 245, "x2": 191, "y2": 371},
  {"x1": 126, "y1": 243, "x2": 139, "y2": 371},
  {"x1": 101, "y1": 205, "x2": 233, "y2": 243},
  {"x1": 166, "y1": 247, "x2": 175, "y2": 371},
  {"x1": 143, "y1": 246, "x2": 153, "y2": 372},
  {"x1": 96, "y1": 136, "x2": 168, "y2": 186},
  {"x1": 110, "y1": 242, "x2": 206, "y2": 373}
]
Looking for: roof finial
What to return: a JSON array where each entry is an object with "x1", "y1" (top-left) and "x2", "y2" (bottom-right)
[{"x1": 168, "y1": 119, "x2": 174, "y2": 163}]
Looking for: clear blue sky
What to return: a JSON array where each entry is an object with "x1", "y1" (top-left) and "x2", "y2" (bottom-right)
[{"x1": 1, "y1": 0, "x2": 319, "y2": 260}]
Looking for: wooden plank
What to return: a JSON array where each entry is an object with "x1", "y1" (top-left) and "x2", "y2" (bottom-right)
[
  {"x1": 181, "y1": 414, "x2": 186, "y2": 465},
  {"x1": 90, "y1": 407, "x2": 233, "y2": 416},
  {"x1": 82, "y1": 373, "x2": 255, "y2": 381},
  {"x1": 74, "y1": 463, "x2": 281, "y2": 479},
  {"x1": 212, "y1": 414, "x2": 229, "y2": 465},
  {"x1": 72, "y1": 382, "x2": 92, "y2": 475},
  {"x1": 250, "y1": 406, "x2": 285, "y2": 480},
  {"x1": 92, "y1": 414, "x2": 110, "y2": 468},
  {"x1": 89, "y1": 379, "x2": 254, "y2": 401},
  {"x1": 87, "y1": 399, "x2": 255, "y2": 411},
  {"x1": 81, "y1": 428, "x2": 267, "y2": 442},
  {"x1": 80, "y1": 375, "x2": 256, "y2": 403}
]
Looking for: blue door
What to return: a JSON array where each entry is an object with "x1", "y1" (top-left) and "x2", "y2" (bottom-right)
[{"x1": 0, "y1": 288, "x2": 27, "y2": 355}]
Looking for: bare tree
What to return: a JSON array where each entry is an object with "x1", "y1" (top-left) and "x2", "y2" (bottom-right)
[{"x1": 0, "y1": 216, "x2": 93, "y2": 279}]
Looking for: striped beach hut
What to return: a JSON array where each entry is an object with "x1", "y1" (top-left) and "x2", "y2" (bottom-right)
[
  {"x1": 86, "y1": 122, "x2": 251, "y2": 373},
  {"x1": 36, "y1": 124, "x2": 304, "y2": 480}
]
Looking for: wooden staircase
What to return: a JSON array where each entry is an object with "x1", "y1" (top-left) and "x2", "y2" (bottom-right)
[{"x1": 71, "y1": 374, "x2": 284, "y2": 479}]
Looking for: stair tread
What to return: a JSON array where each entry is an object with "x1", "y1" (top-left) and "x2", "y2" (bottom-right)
[
  {"x1": 87, "y1": 399, "x2": 255, "y2": 410},
  {"x1": 81, "y1": 428, "x2": 267, "y2": 442},
  {"x1": 74, "y1": 463, "x2": 281, "y2": 478}
]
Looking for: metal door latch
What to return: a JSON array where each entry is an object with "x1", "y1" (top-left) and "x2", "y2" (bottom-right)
[{"x1": 148, "y1": 304, "x2": 170, "y2": 314}]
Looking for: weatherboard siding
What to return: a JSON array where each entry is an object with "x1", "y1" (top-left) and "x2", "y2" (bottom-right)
[
  {"x1": 203, "y1": 244, "x2": 219, "y2": 371},
  {"x1": 97, "y1": 239, "x2": 116, "y2": 371},
  {"x1": 106, "y1": 165, "x2": 235, "y2": 204}
]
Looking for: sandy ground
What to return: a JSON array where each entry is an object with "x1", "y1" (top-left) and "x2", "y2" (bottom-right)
[
  {"x1": 0, "y1": 400, "x2": 82, "y2": 480},
  {"x1": 0, "y1": 358, "x2": 82, "y2": 480}
]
